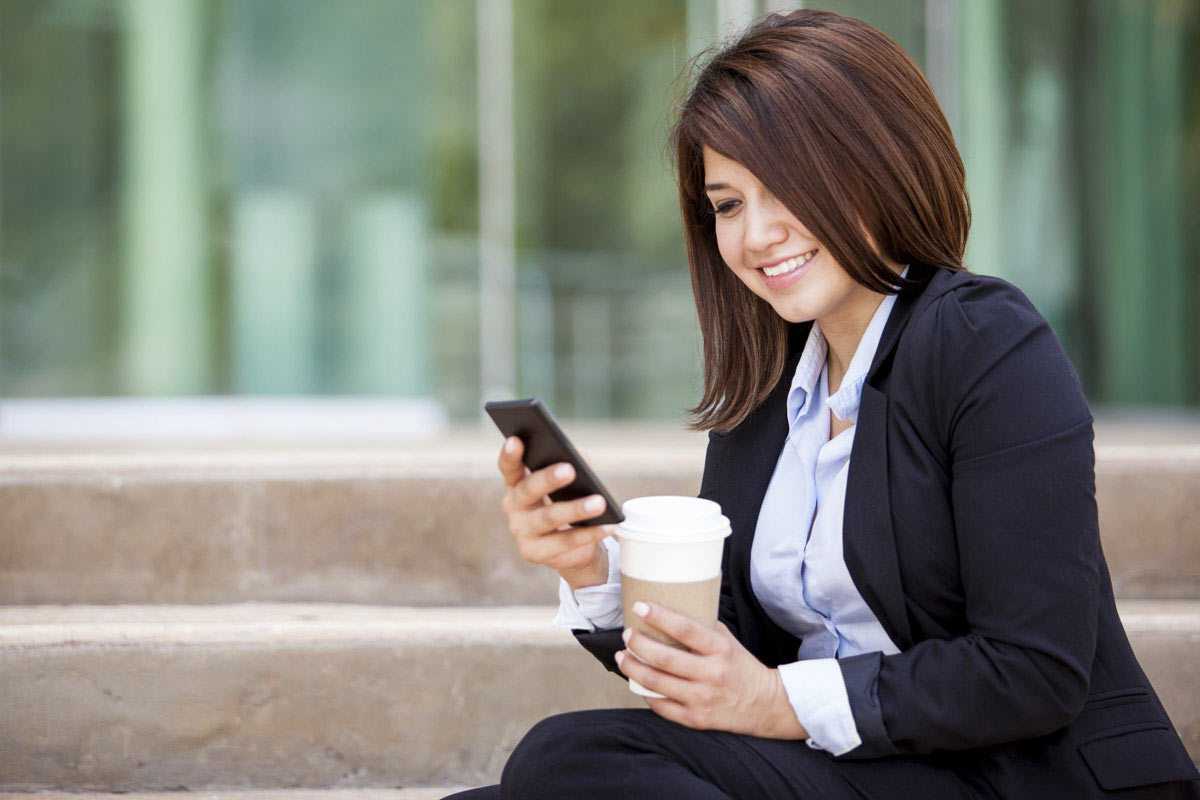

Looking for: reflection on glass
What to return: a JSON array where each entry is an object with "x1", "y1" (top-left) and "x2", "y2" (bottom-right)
[{"x1": 0, "y1": 0, "x2": 1195, "y2": 420}]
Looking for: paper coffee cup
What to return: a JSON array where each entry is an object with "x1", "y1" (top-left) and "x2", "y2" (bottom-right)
[{"x1": 616, "y1": 496, "x2": 731, "y2": 698}]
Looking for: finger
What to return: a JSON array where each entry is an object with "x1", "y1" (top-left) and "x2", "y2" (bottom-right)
[
  {"x1": 511, "y1": 461, "x2": 576, "y2": 511},
  {"x1": 518, "y1": 492, "x2": 606, "y2": 538},
  {"x1": 523, "y1": 523, "x2": 614, "y2": 563},
  {"x1": 615, "y1": 649, "x2": 695, "y2": 703},
  {"x1": 631, "y1": 601, "x2": 722, "y2": 656},
  {"x1": 497, "y1": 437, "x2": 527, "y2": 487},
  {"x1": 547, "y1": 536, "x2": 609, "y2": 569},
  {"x1": 623, "y1": 627, "x2": 709, "y2": 680},
  {"x1": 643, "y1": 695, "x2": 696, "y2": 728}
]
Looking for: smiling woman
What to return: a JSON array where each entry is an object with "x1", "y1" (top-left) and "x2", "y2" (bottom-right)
[
  {"x1": 676, "y1": 12, "x2": 970, "y2": 433},
  {"x1": 699, "y1": 145, "x2": 908, "y2": 398},
  {"x1": 460, "y1": 7, "x2": 1200, "y2": 800}
]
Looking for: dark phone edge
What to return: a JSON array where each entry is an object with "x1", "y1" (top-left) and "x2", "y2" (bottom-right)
[{"x1": 484, "y1": 398, "x2": 625, "y2": 525}]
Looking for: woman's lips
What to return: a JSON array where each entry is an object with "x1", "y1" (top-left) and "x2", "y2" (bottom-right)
[{"x1": 758, "y1": 249, "x2": 817, "y2": 290}]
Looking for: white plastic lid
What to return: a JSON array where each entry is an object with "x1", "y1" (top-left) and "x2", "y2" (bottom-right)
[{"x1": 616, "y1": 496, "x2": 732, "y2": 543}]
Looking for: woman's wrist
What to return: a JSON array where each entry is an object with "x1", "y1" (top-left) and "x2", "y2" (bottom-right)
[
  {"x1": 760, "y1": 668, "x2": 808, "y2": 739},
  {"x1": 559, "y1": 544, "x2": 610, "y2": 592}
]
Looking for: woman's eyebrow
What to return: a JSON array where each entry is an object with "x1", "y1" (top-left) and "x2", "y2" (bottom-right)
[{"x1": 703, "y1": 182, "x2": 731, "y2": 192}]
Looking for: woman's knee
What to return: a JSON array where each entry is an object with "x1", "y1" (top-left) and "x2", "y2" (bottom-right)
[
  {"x1": 501, "y1": 709, "x2": 648, "y2": 798},
  {"x1": 501, "y1": 711, "x2": 592, "y2": 797}
]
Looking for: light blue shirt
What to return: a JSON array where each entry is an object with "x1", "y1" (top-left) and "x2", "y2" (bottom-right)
[
  {"x1": 553, "y1": 268, "x2": 908, "y2": 756},
  {"x1": 756, "y1": 268, "x2": 906, "y2": 755}
]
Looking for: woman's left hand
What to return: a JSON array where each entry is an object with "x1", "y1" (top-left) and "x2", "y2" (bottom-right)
[{"x1": 615, "y1": 601, "x2": 808, "y2": 740}]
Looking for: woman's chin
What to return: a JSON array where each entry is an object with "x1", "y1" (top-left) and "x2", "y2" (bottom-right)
[{"x1": 767, "y1": 299, "x2": 819, "y2": 325}]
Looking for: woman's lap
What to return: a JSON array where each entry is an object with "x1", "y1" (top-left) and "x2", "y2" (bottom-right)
[
  {"x1": 468, "y1": 707, "x2": 987, "y2": 800},
  {"x1": 440, "y1": 788, "x2": 500, "y2": 800}
]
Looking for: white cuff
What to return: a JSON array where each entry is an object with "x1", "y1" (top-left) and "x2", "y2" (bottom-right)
[
  {"x1": 551, "y1": 536, "x2": 623, "y2": 631},
  {"x1": 777, "y1": 658, "x2": 862, "y2": 756}
]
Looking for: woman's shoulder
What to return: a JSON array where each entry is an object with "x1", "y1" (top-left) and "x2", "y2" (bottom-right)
[
  {"x1": 896, "y1": 267, "x2": 1092, "y2": 450},
  {"x1": 912, "y1": 268, "x2": 1045, "y2": 335},
  {"x1": 902, "y1": 268, "x2": 1058, "y2": 368}
]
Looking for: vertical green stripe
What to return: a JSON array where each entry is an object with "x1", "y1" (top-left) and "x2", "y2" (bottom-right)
[
  {"x1": 1094, "y1": 0, "x2": 1188, "y2": 404},
  {"x1": 120, "y1": 0, "x2": 210, "y2": 394},
  {"x1": 959, "y1": 0, "x2": 1007, "y2": 282}
]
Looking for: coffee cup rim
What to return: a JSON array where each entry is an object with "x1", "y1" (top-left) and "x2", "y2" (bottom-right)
[
  {"x1": 615, "y1": 526, "x2": 731, "y2": 543},
  {"x1": 615, "y1": 495, "x2": 732, "y2": 543}
]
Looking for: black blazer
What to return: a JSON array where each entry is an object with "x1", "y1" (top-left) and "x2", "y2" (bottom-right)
[{"x1": 574, "y1": 262, "x2": 1199, "y2": 796}]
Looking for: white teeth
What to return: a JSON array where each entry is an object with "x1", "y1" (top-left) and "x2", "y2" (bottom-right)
[{"x1": 762, "y1": 250, "x2": 817, "y2": 277}]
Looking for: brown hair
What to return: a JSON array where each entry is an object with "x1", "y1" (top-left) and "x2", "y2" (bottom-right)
[{"x1": 672, "y1": 9, "x2": 970, "y2": 434}]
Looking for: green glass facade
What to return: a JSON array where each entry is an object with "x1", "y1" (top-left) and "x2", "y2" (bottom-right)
[{"x1": 0, "y1": 0, "x2": 1196, "y2": 419}]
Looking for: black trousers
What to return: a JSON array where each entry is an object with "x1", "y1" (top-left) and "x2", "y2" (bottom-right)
[
  {"x1": 442, "y1": 708, "x2": 995, "y2": 799},
  {"x1": 443, "y1": 708, "x2": 1200, "y2": 800}
]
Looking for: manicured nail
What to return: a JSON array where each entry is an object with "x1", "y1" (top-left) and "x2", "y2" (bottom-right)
[
  {"x1": 633, "y1": 601, "x2": 649, "y2": 617},
  {"x1": 615, "y1": 651, "x2": 625, "y2": 665},
  {"x1": 555, "y1": 464, "x2": 573, "y2": 480},
  {"x1": 585, "y1": 495, "x2": 604, "y2": 512},
  {"x1": 622, "y1": 628, "x2": 632, "y2": 643},
  {"x1": 504, "y1": 437, "x2": 517, "y2": 453}
]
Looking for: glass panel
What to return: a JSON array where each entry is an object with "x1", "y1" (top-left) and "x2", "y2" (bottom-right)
[
  {"x1": 501, "y1": 0, "x2": 695, "y2": 419},
  {"x1": 1, "y1": 0, "x2": 1196, "y2": 420},
  {"x1": 0, "y1": 0, "x2": 123, "y2": 396}
]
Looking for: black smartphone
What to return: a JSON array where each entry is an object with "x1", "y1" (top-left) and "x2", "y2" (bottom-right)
[{"x1": 484, "y1": 398, "x2": 624, "y2": 526}]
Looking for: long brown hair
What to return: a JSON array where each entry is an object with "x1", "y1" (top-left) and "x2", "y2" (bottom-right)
[{"x1": 673, "y1": 9, "x2": 970, "y2": 434}]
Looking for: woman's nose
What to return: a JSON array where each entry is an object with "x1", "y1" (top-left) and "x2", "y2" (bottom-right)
[{"x1": 743, "y1": 200, "x2": 789, "y2": 252}]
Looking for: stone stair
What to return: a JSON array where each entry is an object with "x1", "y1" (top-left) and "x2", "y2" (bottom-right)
[
  {"x1": 1, "y1": 792, "x2": 470, "y2": 800},
  {"x1": 1, "y1": 419, "x2": 1197, "y2": 794},
  {"x1": 0, "y1": 605, "x2": 639, "y2": 790}
]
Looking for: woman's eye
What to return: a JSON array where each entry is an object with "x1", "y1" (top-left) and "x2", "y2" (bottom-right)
[{"x1": 711, "y1": 200, "x2": 740, "y2": 216}]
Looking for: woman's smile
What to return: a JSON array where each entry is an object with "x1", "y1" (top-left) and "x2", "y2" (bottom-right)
[{"x1": 759, "y1": 248, "x2": 818, "y2": 289}]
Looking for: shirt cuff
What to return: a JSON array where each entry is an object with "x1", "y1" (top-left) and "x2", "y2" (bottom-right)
[
  {"x1": 551, "y1": 536, "x2": 623, "y2": 631},
  {"x1": 777, "y1": 658, "x2": 863, "y2": 756}
]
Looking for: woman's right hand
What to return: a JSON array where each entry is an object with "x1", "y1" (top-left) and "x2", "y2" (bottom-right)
[{"x1": 497, "y1": 436, "x2": 614, "y2": 591}]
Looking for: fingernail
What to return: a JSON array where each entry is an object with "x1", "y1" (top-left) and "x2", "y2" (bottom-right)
[
  {"x1": 633, "y1": 601, "x2": 649, "y2": 617},
  {"x1": 603, "y1": 525, "x2": 616, "y2": 535},
  {"x1": 621, "y1": 628, "x2": 632, "y2": 643},
  {"x1": 555, "y1": 464, "x2": 573, "y2": 480},
  {"x1": 504, "y1": 437, "x2": 517, "y2": 453},
  {"x1": 615, "y1": 651, "x2": 625, "y2": 665},
  {"x1": 585, "y1": 495, "x2": 604, "y2": 512}
]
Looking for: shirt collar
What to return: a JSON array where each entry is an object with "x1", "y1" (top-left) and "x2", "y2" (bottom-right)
[{"x1": 786, "y1": 265, "x2": 910, "y2": 427}]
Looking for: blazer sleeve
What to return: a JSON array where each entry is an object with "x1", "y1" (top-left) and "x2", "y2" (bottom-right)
[
  {"x1": 837, "y1": 277, "x2": 1100, "y2": 759},
  {"x1": 572, "y1": 430, "x2": 738, "y2": 673}
]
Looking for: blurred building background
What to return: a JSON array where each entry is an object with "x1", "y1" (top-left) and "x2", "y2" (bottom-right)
[{"x1": 0, "y1": 0, "x2": 1197, "y2": 427}]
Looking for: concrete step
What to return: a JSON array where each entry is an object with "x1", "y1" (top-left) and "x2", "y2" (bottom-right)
[
  {"x1": 0, "y1": 793, "x2": 472, "y2": 800},
  {"x1": 1091, "y1": 446, "x2": 1200, "y2": 598},
  {"x1": 0, "y1": 604, "x2": 639, "y2": 791},
  {"x1": 0, "y1": 601, "x2": 1196, "y2": 791},
  {"x1": 0, "y1": 433, "x2": 705, "y2": 607},
  {"x1": 1, "y1": 435, "x2": 1198, "y2": 605}
]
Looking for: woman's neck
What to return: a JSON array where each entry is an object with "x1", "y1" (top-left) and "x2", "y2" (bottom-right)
[
  {"x1": 820, "y1": 290, "x2": 886, "y2": 394},
  {"x1": 820, "y1": 262, "x2": 906, "y2": 393}
]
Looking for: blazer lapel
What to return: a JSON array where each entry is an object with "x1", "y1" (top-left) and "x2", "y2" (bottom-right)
[
  {"x1": 842, "y1": 262, "x2": 945, "y2": 651},
  {"x1": 843, "y1": 381, "x2": 913, "y2": 650},
  {"x1": 865, "y1": 260, "x2": 937, "y2": 386}
]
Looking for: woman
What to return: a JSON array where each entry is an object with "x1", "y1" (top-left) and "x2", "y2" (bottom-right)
[{"x1": 450, "y1": 9, "x2": 1199, "y2": 799}]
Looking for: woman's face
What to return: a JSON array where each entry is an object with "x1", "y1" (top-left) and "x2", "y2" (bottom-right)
[{"x1": 702, "y1": 146, "x2": 884, "y2": 327}]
